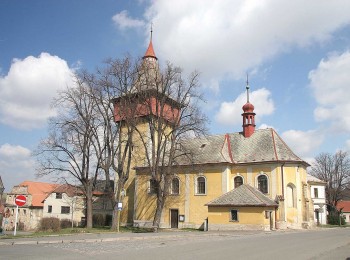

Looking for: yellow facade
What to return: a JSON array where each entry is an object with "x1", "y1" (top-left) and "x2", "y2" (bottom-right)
[
  {"x1": 133, "y1": 162, "x2": 313, "y2": 229},
  {"x1": 208, "y1": 206, "x2": 276, "y2": 230}
]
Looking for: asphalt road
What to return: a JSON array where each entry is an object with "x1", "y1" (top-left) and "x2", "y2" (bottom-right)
[{"x1": 0, "y1": 228, "x2": 349, "y2": 260}]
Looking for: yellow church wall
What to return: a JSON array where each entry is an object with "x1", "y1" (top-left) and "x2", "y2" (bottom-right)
[
  {"x1": 207, "y1": 206, "x2": 276, "y2": 230},
  {"x1": 133, "y1": 161, "x2": 311, "y2": 229},
  {"x1": 187, "y1": 167, "x2": 224, "y2": 227}
]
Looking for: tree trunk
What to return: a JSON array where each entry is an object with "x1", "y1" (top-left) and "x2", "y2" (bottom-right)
[
  {"x1": 85, "y1": 190, "x2": 93, "y2": 229},
  {"x1": 152, "y1": 191, "x2": 164, "y2": 232}
]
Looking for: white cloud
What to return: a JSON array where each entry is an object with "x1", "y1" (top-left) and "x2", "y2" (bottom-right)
[
  {"x1": 0, "y1": 53, "x2": 74, "y2": 130},
  {"x1": 309, "y1": 50, "x2": 350, "y2": 132},
  {"x1": 346, "y1": 140, "x2": 350, "y2": 151},
  {"x1": 258, "y1": 123, "x2": 274, "y2": 130},
  {"x1": 215, "y1": 88, "x2": 274, "y2": 126},
  {"x1": 143, "y1": 0, "x2": 350, "y2": 85},
  {"x1": 0, "y1": 144, "x2": 35, "y2": 192},
  {"x1": 0, "y1": 143, "x2": 31, "y2": 158},
  {"x1": 281, "y1": 129, "x2": 324, "y2": 159},
  {"x1": 112, "y1": 10, "x2": 145, "y2": 30}
]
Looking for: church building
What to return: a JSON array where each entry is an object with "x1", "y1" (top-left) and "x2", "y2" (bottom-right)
[{"x1": 113, "y1": 35, "x2": 314, "y2": 231}]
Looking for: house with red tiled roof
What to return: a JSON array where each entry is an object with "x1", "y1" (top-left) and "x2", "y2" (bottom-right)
[
  {"x1": 42, "y1": 184, "x2": 113, "y2": 227},
  {"x1": 3, "y1": 181, "x2": 59, "y2": 231},
  {"x1": 3, "y1": 181, "x2": 114, "y2": 231},
  {"x1": 336, "y1": 201, "x2": 350, "y2": 223}
]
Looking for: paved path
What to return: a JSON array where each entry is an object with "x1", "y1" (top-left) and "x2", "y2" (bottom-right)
[
  {"x1": 0, "y1": 228, "x2": 349, "y2": 260},
  {"x1": 0, "y1": 229, "x2": 266, "y2": 245}
]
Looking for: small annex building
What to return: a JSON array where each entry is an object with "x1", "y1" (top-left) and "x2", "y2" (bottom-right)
[{"x1": 206, "y1": 184, "x2": 278, "y2": 230}]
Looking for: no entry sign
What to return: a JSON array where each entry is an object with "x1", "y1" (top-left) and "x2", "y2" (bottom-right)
[{"x1": 15, "y1": 195, "x2": 27, "y2": 206}]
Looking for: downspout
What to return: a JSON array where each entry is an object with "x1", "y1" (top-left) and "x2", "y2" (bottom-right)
[
  {"x1": 281, "y1": 162, "x2": 285, "y2": 197},
  {"x1": 281, "y1": 162, "x2": 286, "y2": 222}
]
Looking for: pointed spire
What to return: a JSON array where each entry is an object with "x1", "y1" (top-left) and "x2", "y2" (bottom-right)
[
  {"x1": 143, "y1": 23, "x2": 157, "y2": 60},
  {"x1": 246, "y1": 74, "x2": 250, "y2": 103},
  {"x1": 242, "y1": 75, "x2": 256, "y2": 138}
]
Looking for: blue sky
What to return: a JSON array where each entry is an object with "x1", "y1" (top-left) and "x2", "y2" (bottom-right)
[{"x1": 1, "y1": 0, "x2": 350, "y2": 191}]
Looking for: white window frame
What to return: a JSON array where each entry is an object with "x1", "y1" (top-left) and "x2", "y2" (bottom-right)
[
  {"x1": 170, "y1": 177, "x2": 180, "y2": 195},
  {"x1": 256, "y1": 173, "x2": 269, "y2": 194},
  {"x1": 230, "y1": 209, "x2": 239, "y2": 222},
  {"x1": 195, "y1": 175, "x2": 207, "y2": 195}
]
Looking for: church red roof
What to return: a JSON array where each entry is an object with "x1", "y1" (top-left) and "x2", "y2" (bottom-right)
[{"x1": 143, "y1": 40, "x2": 157, "y2": 59}]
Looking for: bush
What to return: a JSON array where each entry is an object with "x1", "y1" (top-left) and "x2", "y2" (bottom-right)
[
  {"x1": 327, "y1": 213, "x2": 346, "y2": 225},
  {"x1": 60, "y1": 219, "x2": 72, "y2": 229},
  {"x1": 92, "y1": 214, "x2": 105, "y2": 227},
  {"x1": 39, "y1": 217, "x2": 60, "y2": 232}
]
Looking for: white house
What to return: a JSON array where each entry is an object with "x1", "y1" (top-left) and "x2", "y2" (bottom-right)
[
  {"x1": 307, "y1": 174, "x2": 327, "y2": 225},
  {"x1": 43, "y1": 184, "x2": 85, "y2": 226}
]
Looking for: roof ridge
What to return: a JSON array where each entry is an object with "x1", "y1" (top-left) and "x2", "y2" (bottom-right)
[{"x1": 270, "y1": 128, "x2": 279, "y2": 160}]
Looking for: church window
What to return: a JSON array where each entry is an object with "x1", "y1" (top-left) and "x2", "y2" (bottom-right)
[
  {"x1": 148, "y1": 179, "x2": 158, "y2": 194},
  {"x1": 257, "y1": 175, "x2": 268, "y2": 194},
  {"x1": 230, "y1": 209, "x2": 239, "y2": 221},
  {"x1": 171, "y1": 177, "x2": 180, "y2": 195},
  {"x1": 314, "y1": 188, "x2": 318, "y2": 198},
  {"x1": 196, "y1": 176, "x2": 206, "y2": 195},
  {"x1": 234, "y1": 176, "x2": 243, "y2": 188}
]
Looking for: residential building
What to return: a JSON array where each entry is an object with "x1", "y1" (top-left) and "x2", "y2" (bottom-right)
[
  {"x1": 43, "y1": 184, "x2": 113, "y2": 226},
  {"x1": 113, "y1": 35, "x2": 315, "y2": 230},
  {"x1": 307, "y1": 174, "x2": 327, "y2": 225},
  {"x1": 42, "y1": 184, "x2": 85, "y2": 226},
  {"x1": 336, "y1": 201, "x2": 350, "y2": 223},
  {"x1": 3, "y1": 181, "x2": 58, "y2": 231},
  {"x1": 3, "y1": 181, "x2": 114, "y2": 231}
]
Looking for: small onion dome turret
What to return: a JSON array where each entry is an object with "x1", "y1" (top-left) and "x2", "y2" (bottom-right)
[{"x1": 242, "y1": 102, "x2": 254, "y2": 113}]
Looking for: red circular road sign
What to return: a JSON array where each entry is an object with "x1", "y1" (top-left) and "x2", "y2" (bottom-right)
[{"x1": 15, "y1": 195, "x2": 27, "y2": 206}]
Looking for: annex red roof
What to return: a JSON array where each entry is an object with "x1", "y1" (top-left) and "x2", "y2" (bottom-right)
[
  {"x1": 337, "y1": 201, "x2": 350, "y2": 212},
  {"x1": 18, "y1": 181, "x2": 59, "y2": 207}
]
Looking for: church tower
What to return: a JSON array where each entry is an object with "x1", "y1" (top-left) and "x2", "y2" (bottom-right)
[
  {"x1": 242, "y1": 76, "x2": 256, "y2": 138},
  {"x1": 112, "y1": 30, "x2": 181, "y2": 224}
]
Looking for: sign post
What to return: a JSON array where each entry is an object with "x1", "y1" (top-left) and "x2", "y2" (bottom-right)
[{"x1": 14, "y1": 195, "x2": 27, "y2": 236}]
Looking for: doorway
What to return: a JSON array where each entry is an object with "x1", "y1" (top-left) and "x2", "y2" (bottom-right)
[{"x1": 170, "y1": 209, "x2": 179, "y2": 228}]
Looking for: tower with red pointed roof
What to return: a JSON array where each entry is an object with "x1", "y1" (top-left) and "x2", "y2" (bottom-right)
[{"x1": 242, "y1": 76, "x2": 256, "y2": 138}]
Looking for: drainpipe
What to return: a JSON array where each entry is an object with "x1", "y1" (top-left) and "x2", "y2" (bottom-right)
[
  {"x1": 281, "y1": 162, "x2": 285, "y2": 198},
  {"x1": 281, "y1": 162, "x2": 286, "y2": 222}
]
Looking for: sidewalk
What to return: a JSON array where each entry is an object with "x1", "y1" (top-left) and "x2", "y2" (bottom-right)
[{"x1": 0, "y1": 229, "x2": 269, "y2": 246}]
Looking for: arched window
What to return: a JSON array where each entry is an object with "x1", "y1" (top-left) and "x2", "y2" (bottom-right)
[
  {"x1": 257, "y1": 175, "x2": 268, "y2": 194},
  {"x1": 234, "y1": 176, "x2": 243, "y2": 188},
  {"x1": 196, "y1": 176, "x2": 206, "y2": 195},
  {"x1": 287, "y1": 183, "x2": 296, "y2": 208},
  {"x1": 171, "y1": 178, "x2": 179, "y2": 195},
  {"x1": 148, "y1": 179, "x2": 158, "y2": 194}
]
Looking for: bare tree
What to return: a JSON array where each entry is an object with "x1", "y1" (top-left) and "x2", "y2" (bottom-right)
[
  {"x1": 311, "y1": 151, "x2": 350, "y2": 211},
  {"x1": 35, "y1": 82, "x2": 102, "y2": 228},
  {"x1": 77, "y1": 56, "x2": 140, "y2": 231},
  {"x1": 130, "y1": 62, "x2": 207, "y2": 230}
]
